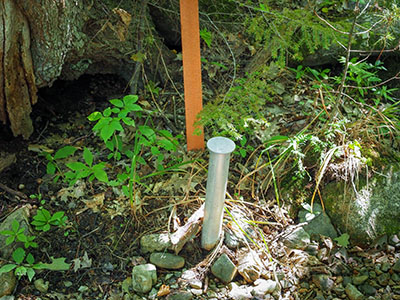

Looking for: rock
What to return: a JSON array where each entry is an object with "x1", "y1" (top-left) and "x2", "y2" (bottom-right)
[
  {"x1": 377, "y1": 272, "x2": 391, "y2": 286},
  {"x1": 345, "y1": 283, "x2": 364, "y2": 300},
  {"x1": 181, "y1": 270, "x2": 202, "y2": 289},
  {"x1": 381, "y1": 262, "x2": 391, "y2": 272},
  {"x1": 237, "y1": 249, "x2": 264, "y2": 283},
  {"x1": 211, "y1": 253, "x2": 237, "y2": 283},
  {"x1": 190, "y1": 289, "x2": 202, "y2": 296},
  {"x1": 167, "y1": 291, "x2": 193, "y2": 300},
  {"x1": 303, "y1": 213, "x2": 338, "y2": 239},
  {"x1": 34, "y1": 278, "x2": 49, "y2": 293},
  {"x1": 393, "y1": 259, "x2": 400, "y2": 272},
  {"x1": 359, "y1": 284, "x2": 377, "y2": 296},
  {"x1": 131, "y1": 264, "x2": 157, "y2": 294},
  {"x1": 0, "y1": 271, "x2": 16, "y2": 297},
  {"x1": 282, "y1": 227, "x2": 310, "y2": 250},
  {"x1": 0, "y1": 206, "x2": 30, "y2": 259},
  {"x1": 324, "y1": 167, "x2": 400, "y2": 245},
  {"x1": 312, "y1": 274, "x2": 334, "y2": 291},
  {"x1": 224, "y1": 229, "x2": 241, "y2": 249},
  {"x1": 149, "y1": 253, "x2": 185, "y2": 270},
  {"x1": 140, "y1": 233, "x2": 171, "y2": 253},
  {"x1": 253, "y1": 279, "x2": 277, "y2": 296},
  {"x1": 228, "y1": 282, "x2": 253, "y2": 300},
  {"x1": 352, "y1": 274, "x2": 368, "y2": 285}
]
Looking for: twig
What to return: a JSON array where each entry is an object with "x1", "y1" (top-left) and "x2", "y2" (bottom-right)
[{"x1": 0, "y1": 183, "x2": 28, "y2": 199}]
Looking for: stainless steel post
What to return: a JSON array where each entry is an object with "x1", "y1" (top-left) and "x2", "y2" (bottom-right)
[{"x1": 201, "y1": 137, "x2": 235, "y2": 250}]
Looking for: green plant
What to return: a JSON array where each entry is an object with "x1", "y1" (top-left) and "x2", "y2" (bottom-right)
[
  {"x1": 88, "y1": 95, "x2": 187, "y2": 213},
  {"x1": 88, "y1": 94, "x2": 142, "y2": 161},
  {"x1": 0, "y1": 218, "x2": 70, "y2": 281},
  {"x1": 200, "y1": 28, "x2": 212, "y2": 47},
  {"x1": 42, "y1": 146, "x2": 77, "y2": 183},
  {"x1": 31, "y1": 208, "x2": 68, "y2": 232},
  {"x1": 0, "y1": 220, "x2": 37, "y2": 249},
  {"x1": 334, "y1": 233, "x2": 350, "y2": 248},
  {"x1": 64, "y1": 147, "x2": 108, "y2": 185}
]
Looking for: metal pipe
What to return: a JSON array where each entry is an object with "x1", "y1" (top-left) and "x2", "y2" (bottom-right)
[{"x1": 201, "y1": 137, "x2": 235, "y2": 250}]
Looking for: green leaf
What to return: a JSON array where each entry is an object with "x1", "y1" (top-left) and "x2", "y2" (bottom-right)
[
  {"x1": 51, "y1": 211, "x2": 65, "y2": 221},
  {"x1": 110, "y1": 99, "x2": 124, "y2": 107},
  {"x1": 83, "y1": 148, "x2": 94, "y2": 167},
  {"x1": 0, "y1": 229, "x2": 13, "y2": 236},
  {"x1": 150, "y1": 146, "x2": 160, "y2": 156},
  {"x1": 17, "y1": 233, "x2": 27, "y2": 243},
  {"x1": 13, "y1": 248, "x2": 26, "y2": 264},
  {"x1": 100, "y1": 125, "x2": 114, "y2": 143},
  {"x1": 46, "y1": 162, "x2": 56, "y2": 175},
  {"x1": 93, "y1": 167, "x2": 109, "y2": 183},
  {"x1": 126, "y1": 104, "x2": 143, "y2": 112},
  {"x1": 0, "y1": 264, "x2": 17, "y2": 273},
  {"x1": 15, "y1": 266, "x2": 27, "y2": 278},
  {"x1": 109, "y1": 119, "x2": 123, "y2": 132},
  {"x1": 27, "y1": 268, "x2": 35, "y2": 281},
  {"x1": 158, "y1": 139, "x2": 175, "y2": 151},
  {"x1": 42, "y1": 224, "x2": 51, "y2": 232},
  {"x1": 123, "y1": 95, "x2": 138, "y2": 105},
  {"x1": 87, "y1": 111, "x2": 102, "y2": 121},
  {"x1": 122, "y1": 118, "x2": 135, "y2": 126},
  {"x1": 36, "y1": 257, "x2": 71, "y2": 271},
  {"x1": 103, "y1": 107, "x2": 112, "y2": 117},
  {"x1": 26, "y1": 253, "x2": 35, "y2": 265},
  {"x1": 92, "y1": 117, "x2": 110, "y2": 132},
  {"x1": 54, "y1": 146, "x2": 77, "y2": 159},
  {"x1": 11, "y1": 220, "x2": 19, "y2": 232},
  {"x1": 6, "y1": 236, "x2": 15, "y2": 245},
  {"x1": 139, "y1": 126, "x2": 155, "y2": 139},
  {"x1": 334, "y1": 233, "x2": 350, "y2": 248},
  {"x1": 158, "y1": 129, "x2": 173, "y2": 138},
  {"x1": 66, "y1": 162, "x2": 87, "y2": 171}
]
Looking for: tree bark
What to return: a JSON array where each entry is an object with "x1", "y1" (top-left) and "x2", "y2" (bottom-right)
[{"x1": 0, "y1": 0, "x2": 178, "y2": 139}]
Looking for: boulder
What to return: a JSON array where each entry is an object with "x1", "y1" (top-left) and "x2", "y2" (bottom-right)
[{"x1": 324, "y1": 166, "x2": 400, "y2": 245}]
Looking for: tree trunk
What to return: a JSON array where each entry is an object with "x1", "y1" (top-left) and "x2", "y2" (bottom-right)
[{"x1": 0, "y1": 0, "x2": 178, "y2": 139}]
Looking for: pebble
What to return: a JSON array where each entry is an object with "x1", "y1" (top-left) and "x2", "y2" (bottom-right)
[
  {"x1": 150, "y1": 253, "x2": 185, "y2": 270},
  {"x1": 253, "y1": 279, "x2": 277, "y2": 296},
  {"x1": 352, "y1": 274, "x2": 368, "y2": 285},
  {"x1": 393, "y1": 259, "x2": 400, "y2": 272},
  {"x1": 312, "y1": 274, "x2": 334, "y2": 291},
  {"x1": 131, "y1": 264, "x2": 157, "y2": 293},
  {"x1": 359, "y1": 284, "x2": 377, "y2": 296},
  {"x1": 211, "y1": 253, "x2": 237, "y2": 284},
  {"x1": 381, "y1": 262, "x2": 391, "y2": 272},
  {"x1": 167, "y1": 291, "x2": 193, "y2": 300},
  {"x1": 377, "y1": 272, "x2": 391, "y2": 286},
  {"x1": 228, "y1": 282, "x2": 253, "y2": 300},
  {"x1": 282, "y1": 227, "x2": 310, "y2": 250},
  {"x1": 345, "y1": 283, "x2": 364, "y2": 300},
  {"x1": 140, "y1": 233, "x2": 171, "y2": 253}
]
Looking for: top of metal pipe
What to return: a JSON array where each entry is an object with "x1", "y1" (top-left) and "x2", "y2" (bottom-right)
[{"x1": 207, "y1": 137, "x2": 235, "y2": 154}]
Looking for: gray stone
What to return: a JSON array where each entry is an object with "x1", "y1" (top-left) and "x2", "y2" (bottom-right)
[
  {"x1": 228, "y1": 282, "x2": 253, "y2": 300},
  {"x1": 312, "y1": 274, "x2": 334, "y2": 291},
  {"x1": 181, "y1": 270, "x2": 202, "y2": 289},
  {"x1": 345, "y1": 283, "x2": 364, "y2": 300},
  {"x1": 211, "y1": 253, "x2": 237, "y2": 283},
  {"x1": 0, "y1": 271, "x2": 16, "y2": 297},
  {"x1": 352, "y1": 274, "x2": 368, "y2": 285},
  {"x1": 0, "y1": 206, "x2": 30, "y2": 259},
  {"x1": 131, "y1": 264, "x2": 157, "y2": 293},
  {"x1": 324, "y1": 167, "x2": 400, "y2": 245},
  {"x1": 303, "y1": 213, "x2": 338, "y2": 239},
  {"x1": 167, "y1": 291, "x2": 193, "y2": 300},
  {"x1": 140, "y1": 233, "x2": 171, "y2": 254},
  {"x1": 282, "y1": 227, "x2": 310, "y2": 250},
  {"x1": 34, "y1": 278, "x2": 49, "y2": 293},
  {"x1": 150, "y1": 253, "x2": 185, "y2": 270},
  {"x1": 359, "y1": 284, "x2": 377, "y2": 296},
  {"x1": 253, "y1": 279, "x2": 277, "y2": 296}
]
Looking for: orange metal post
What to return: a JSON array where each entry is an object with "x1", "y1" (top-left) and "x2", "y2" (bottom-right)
[{"x1": 179, "y1": 0, "x2": 205, "y2": 151}]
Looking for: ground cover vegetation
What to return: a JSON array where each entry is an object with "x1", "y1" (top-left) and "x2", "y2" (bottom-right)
[{"x1": 0, "y1": 0, "x2": 399, "y2": 298}]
